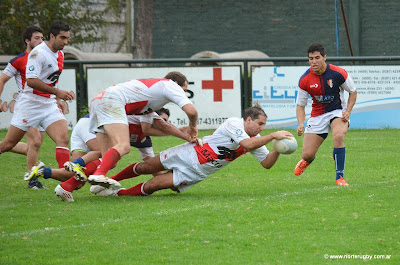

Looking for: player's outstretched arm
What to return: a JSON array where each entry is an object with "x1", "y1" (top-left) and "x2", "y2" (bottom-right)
[
  {"x1": 150, "y1": 119, "x2": 192, "y2": 142},
  {"x1": 260, "y1": 150, "x2": 280, "y2": 169},
  {"x1": 182, "y1": 103, "x2": 198, "y2": 138},
  {"x1": 239, "y1": 130, "x2": 293, "y2": 151}
]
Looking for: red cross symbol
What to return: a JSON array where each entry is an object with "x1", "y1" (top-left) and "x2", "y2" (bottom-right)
[{"x1": 202, "y1": 68, "x2": 234, "y2": 101}]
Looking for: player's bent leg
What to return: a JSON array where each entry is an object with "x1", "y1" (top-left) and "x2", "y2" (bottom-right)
[
  {"x1": 294, "y1": 133, "x2": 324, "y2": 176},
  {"x1": 331, "y1": 119, "x2": 349, "y2": 186},
  {"x1": 46, "y1": 120, "x2": 70, "y2": 147},
  {"x1": 331, "y1": 118, "x2": 348, "y2": 148},
  {"x1": 103, "y1": 123, "x2": 131, "y2": 156},
  {"x1": 144, "y1": 171, "x2": 175, "y2": 194},
  {"x1": 10, "y1": 142, "x2": 28, "y2": 155},
  {"x1": 104, "y1": 172, "x2": 175, "y2": 197},
  {"x1": 46, "y1": 120, "x2": 70, "y2": 167},
  {"x1": 0, "y1": 125, "x2": 26, "y2": 153},
  {"x1": 25, "y1": 128, "x2": 44, "y2": 169},
  {"x1": 136, "y1": 156, "x2": 166, "y2": 175}
]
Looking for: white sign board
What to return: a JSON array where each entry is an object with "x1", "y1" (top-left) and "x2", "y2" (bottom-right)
[
  {"x1": 0, "y1": 69, "x2": 77, "y2": 129},
  {"x1": 252, "y1": 66, "x2": 400, "y2": 128},
  {"x1": 87, "y1": 67, "x2": 242, "y2": 129}
]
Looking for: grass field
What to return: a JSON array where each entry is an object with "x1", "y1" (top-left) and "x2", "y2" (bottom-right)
[{"x1": 0, "y1": 128, "x2": 399, "y2": 264}]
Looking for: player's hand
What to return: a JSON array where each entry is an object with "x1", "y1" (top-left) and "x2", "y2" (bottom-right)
[
  {"x1": 297, "y1": 124, "x2": 304, "y2": 136},
  {"x1": 0, "y1": 99, "x2": 6, "y2": 112},
  {"x1": 56, "y1": 89, "x2": 75, "y2": 101},
  {"x1": 341, "y1": 111, "x2": 350, "y2": 122},
  {"x1": 56, "y1": 99, "x2": 69, "y2": 114},
  {"x1": 273, "y1": 130, "x2": 294, "y2": 140},
  {"x1": 189, "y1": 125, "x2": 198, "y2": 139}
]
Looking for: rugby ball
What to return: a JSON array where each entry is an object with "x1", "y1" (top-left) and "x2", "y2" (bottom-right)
[{"x1": 272, "y1": 137, "x2": 297, "y2": 154}]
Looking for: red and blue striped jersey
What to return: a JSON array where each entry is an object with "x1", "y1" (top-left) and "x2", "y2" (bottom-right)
[
  {"x1": 2, "y1": 51, "x2": 29, "y2": 94},
  {"x1": 297, "y1": 64, "x2": 356, "y2": 117}
]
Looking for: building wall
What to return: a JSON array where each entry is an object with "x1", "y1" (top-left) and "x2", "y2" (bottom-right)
[{"x1": 152, "y1": 0, "x2": 400, "y2": 58}]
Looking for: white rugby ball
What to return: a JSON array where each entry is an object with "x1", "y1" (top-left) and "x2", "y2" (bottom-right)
[{"x1": 272, "y1": 137, "x2": 297, "y2": 154}]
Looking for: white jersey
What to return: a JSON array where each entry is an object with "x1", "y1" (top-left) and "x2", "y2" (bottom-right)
[
  {"x1": 193, "y1": 117, "x2": 270, "y2": 175},
  {"x1": 94, "y1": 78, "x2": 192, "y2": 115},
  {"x1": 25, "y1": 41, "x2": 64, "y2": 100},
  {"x1": 160, "y1": 117, "x2": 270, "y2": 192}
]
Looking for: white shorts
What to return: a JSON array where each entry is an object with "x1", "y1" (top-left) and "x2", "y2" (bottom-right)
[
  {"x1": 137, "y1": 147, "x2": 155, "y2": 159},
  {"x1": 70, "y1": 117, "x2": 96, "y2": 153},
  {"x1": 305, "y1": 109, "x2": 347, "y2": 134},
  {"x1": 89, "y1": 93, "x2": 127, "y2": 134},
  {"x1": 11, "y1": 93, "x2": 65, "y2": 131},
  {"x1": 160, "y1": 142, "x2": 208, "y2": 192}
]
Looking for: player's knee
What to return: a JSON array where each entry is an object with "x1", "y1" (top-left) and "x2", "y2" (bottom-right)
[
  {"x1": 0, "y1": 140, "x2": 17, "y2": 152},
  {"x1": 28, "y1": 138, "x2": 42, "y2": 151},
  {"x1": 332, "y1": 133, "x2": 345, "y2": 145},
  {"x1": 56, "y1": 134, "x2": 69, "y2": 146}
]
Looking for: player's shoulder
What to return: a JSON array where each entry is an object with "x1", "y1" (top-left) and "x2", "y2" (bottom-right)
[
  {"x1": 328, "y1": 64, "x2": 348, "y2": 78},
  {"x1": 224, "y1": 117, "x2": 244, "y2": 128},
  {"x1": 9, "y1": 51, "x2": 28, "y2": 65},
  {"x1": 136, "y1": 78, "x2": 169, "y2": 88},
  {"x1": 299, "y1": 68, "x2": 312, "y2": 81},
  {"x1": 28, "y1": 44, "x2": 45, "y2": 60},
  {"x1": 298, "y1": 67, "x2": 313, "y2": 88}
]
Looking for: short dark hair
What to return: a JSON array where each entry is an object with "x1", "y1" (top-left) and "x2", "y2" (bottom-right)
[
  {"x1": 23, "y1": 26, "x2": 43, "y2": 46},
  {"x1": 308, "y1": 43, "x2": 325, "y2": 57},
  {"x1": 164, "y1": 71, "x2": 188, "y2": 87},
  {"x1": 48, "y1": 20, "x2": 70, "y2": 39},
  {"x1": 156, "y1": 108, "x2": 170, "y2": 117},
  {"x1": 243, "y1": 103, "x2": 267, "y2": 120}
]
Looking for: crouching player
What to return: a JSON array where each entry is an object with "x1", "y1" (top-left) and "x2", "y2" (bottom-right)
[
  {"x1": 27, "y1": 108, "x2": 191, "y2": 201},
  {"x1": 90, "y1": 105, "x2": 294, "y2": 197}
]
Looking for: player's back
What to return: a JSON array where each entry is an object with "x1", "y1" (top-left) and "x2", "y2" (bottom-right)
[{"x1": 106, "y1": 78, "x2": 190, "y2": 115}]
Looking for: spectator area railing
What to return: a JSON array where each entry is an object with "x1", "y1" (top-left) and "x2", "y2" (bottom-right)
[{"x1": 2, "y1": 56, "x2": 400, "y2": 118}]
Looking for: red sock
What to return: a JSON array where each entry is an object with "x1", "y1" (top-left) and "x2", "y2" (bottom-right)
[
  {"x1": 118, "y1": 182, "x2": 149, "y2": 196},
  {"x1": 93, "y1": 148, "x2": 121, "y2": 176},
  {"x1": 111, "y1": 163, "x2": 140, "y2": 181},
  {"x1": 56, "y1": 147, "x2": 70, "y2": 168},
  {"x1": 61, "y1": 177, "x2": 85, "y2": 192},
  {"x1": 83, "y1": 159, "x2": 101, "y2": 176}
]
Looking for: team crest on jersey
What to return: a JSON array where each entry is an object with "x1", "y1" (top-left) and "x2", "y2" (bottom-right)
[
  {"x1": 235, "y1": 129, "x2": 243, "y2": 136},
  {"x1": 327, "y1": 79, "x2": 333, "y2": 88},
  {"x1": 29, "y1": 65, "x2": 34, "y2": 71}
]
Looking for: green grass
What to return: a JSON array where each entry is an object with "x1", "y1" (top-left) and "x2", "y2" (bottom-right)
[{"x1": 0, "y1": 129, "x2": 399, "y2": 264}]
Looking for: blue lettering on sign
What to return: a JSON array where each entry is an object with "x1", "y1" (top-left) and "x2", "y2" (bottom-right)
[
  {"x1": 274, "y1": 67, "x2": 285, "y2": 77},
  {"x1": 253, "y1": 90, "x2": 263, "y2": 99},
  {"x1": 271, "y1": 86, "x2": 298, "y2": 101}
]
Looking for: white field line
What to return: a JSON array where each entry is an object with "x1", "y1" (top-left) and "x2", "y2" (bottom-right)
[{"x1": 1, "y1": 179, "x2": 396, "y2": 238}]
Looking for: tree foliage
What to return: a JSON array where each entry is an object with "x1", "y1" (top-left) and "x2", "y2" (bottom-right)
[{"x1": 0, "y1": 0, "x2": 110, "y2": 54}]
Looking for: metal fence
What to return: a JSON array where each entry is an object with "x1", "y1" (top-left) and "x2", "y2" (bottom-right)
[{"x1": 2, "y1": 56, "x2": 400, "y2": 115}]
